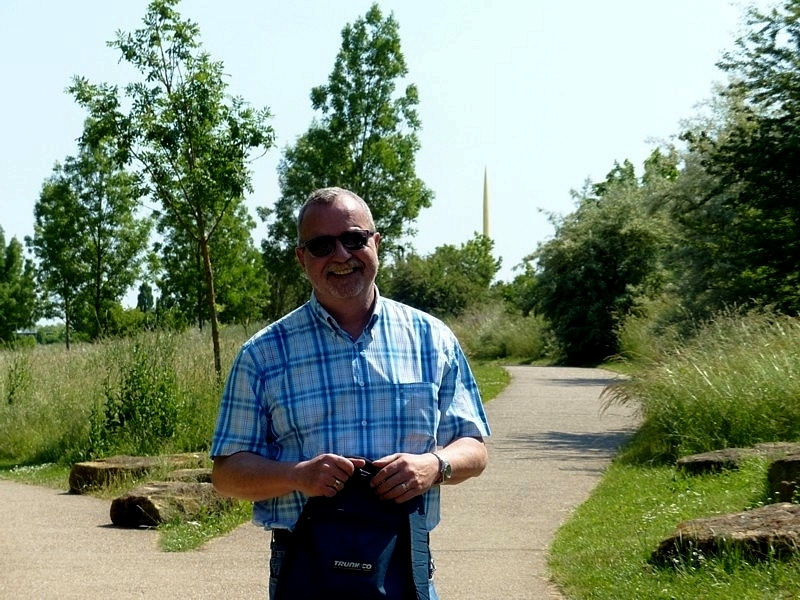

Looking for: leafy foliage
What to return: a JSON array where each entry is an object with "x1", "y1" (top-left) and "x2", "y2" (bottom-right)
[
  {"x1": 90, "y1": 338, "x2": 181, "y2": 457},
  {"x1": 671, "y1": 1, "x2": 800, "y2": 316},
  {"x1": 0, "y1": 229, "x2": 36, "y2": 343},
  {"x1": 527, "y1": 156, "x2": 671, "y2": 365},
  {"x1": 381, "y1": 234, "x2": 500, "y2": 318},
  {"x1": 155, "y1": 203, "x2": 268, "y2": 327},
  {"x1": 28, "y1": 143, "x2": 150, "y2": 346}
]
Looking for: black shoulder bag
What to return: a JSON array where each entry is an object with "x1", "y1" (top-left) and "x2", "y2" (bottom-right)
[{"x1": 273, "y1": 460, "x2": 430, "y2": 600}]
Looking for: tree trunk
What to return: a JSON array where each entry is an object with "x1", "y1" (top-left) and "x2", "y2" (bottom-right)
[
  {"x1": 198, "y1": 235, "x2": 222, "y2": 377},
  {"x1": 64, "y1": 297, "x2": 72, "y2": 350}
]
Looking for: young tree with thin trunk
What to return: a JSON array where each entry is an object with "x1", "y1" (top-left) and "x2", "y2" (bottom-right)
[
  {"x1": 28, "y1": 142, "x2": 150, "y2": 345},
  {"x1": 70, "y1": 0, "x2": 274, "y2": 374}
]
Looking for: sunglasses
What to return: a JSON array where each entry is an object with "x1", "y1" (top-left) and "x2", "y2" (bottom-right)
[{"x1": 298, "y1": 229, "x2": 375, "y2": 258}]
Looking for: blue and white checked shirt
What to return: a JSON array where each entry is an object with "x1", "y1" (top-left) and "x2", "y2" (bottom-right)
[{"x1": 211, "y1": 290, "x2": 491, "y2": 531}]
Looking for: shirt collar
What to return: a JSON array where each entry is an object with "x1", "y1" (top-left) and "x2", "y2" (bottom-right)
[{"x1": 309, "y1": 287, "x2": 382, "y2": 339}]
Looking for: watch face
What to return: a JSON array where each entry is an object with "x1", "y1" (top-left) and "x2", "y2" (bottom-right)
[{"x1": 434, "y1": 452, "x2": 451, "y2": 483}]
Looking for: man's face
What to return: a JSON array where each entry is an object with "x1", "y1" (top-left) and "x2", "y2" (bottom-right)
[{"x1": 295, "y1": 195, "x2": 381, "y2": 309}]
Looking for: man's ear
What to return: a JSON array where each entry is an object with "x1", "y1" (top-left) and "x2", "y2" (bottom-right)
[{"x1": 295, "y1": 246, "x2": 306, "y2": 270}]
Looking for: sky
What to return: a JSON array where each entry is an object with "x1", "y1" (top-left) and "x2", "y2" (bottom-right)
[{"x1": 0, "y1": 0, "x2": 770, "y2": 291}]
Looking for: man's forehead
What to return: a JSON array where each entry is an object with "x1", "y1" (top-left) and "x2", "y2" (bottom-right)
[{"x1": 303, "y1": 198, "x2": 369, "y2": 228}]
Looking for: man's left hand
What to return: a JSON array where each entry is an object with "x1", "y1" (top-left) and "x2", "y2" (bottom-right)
[{"x1": 369, "y1": 452, "x2": 439, "y2": 502}]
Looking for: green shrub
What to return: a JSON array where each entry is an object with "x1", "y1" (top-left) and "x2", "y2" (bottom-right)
[
  {"x1": 2, "y1": 352, "x2": 31, "y2": 406},
  {"x1": 89, "y1": 334, "x2": 181, "y2": 457},
  {"x1": 615, "y1": 296, "x2": 686, "y2": 364},
  {"x1": 450, "y1": 301, "x2": 553, "y2": 362}
]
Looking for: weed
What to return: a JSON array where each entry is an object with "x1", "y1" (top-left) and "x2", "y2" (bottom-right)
[{"x1": 3, "y1": 352, "x2": 31, "y2": 405}]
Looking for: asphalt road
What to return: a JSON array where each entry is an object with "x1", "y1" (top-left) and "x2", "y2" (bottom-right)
[{"x1": 1, "y1": 365, "x2": 638, "y2": 599}]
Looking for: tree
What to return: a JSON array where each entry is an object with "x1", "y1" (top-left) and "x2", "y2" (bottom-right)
[
  {"x1": 73, "y1": 141, "x2": 151, "y2": 339},
  {"x1": 156, "y1": 202, "x2": 268, "y2": 326},
  {"x1": 28, "y1": 142, "x2": 150, "y2": 343},
  {"x1": 28, "y1": 169, "x2": 85, "y2": 348},
  {"x1": 136, "y1": 282, "x2": 154, "y2": 313},
  {"x1": 0, "y1": 228, "x2": 36, "y2": 342},
  {"x1": 528, "y1": 157, "x2": 670, "y2": 365},
  {"x1": 70, "y1": 0, "x2": 274, "y2": 374},
  {"x1": 676, "y1": 1, "x2": 800, "y2": 315},
  {"x1": 381, "y1": 234, "x2": 500, "y2": 318},
  {"x1": 259, "y1": 3, "x2": 433, "y2": 318}
]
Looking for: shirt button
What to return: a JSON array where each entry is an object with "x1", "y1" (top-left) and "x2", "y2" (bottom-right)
[{"x1": 361, "y1": 420, "x2": 368, "y2": 427}]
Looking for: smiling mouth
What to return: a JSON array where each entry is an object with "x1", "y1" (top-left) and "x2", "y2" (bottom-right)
[{"x1": 328, "y1": 265, "x2": 359, "y2": 276}]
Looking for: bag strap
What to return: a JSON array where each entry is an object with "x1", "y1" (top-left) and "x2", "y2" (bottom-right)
[
  {"x1": 355, "y1": 459, "x2": 430, "y2": 600},
  {"x1": 407, "y1": 496, "x2": 430, "y2": 600}
]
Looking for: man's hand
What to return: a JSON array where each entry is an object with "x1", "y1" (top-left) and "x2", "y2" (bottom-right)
[
  {"x1": 370, "y1": 437, "x2": 488, "y2": 503},
  {"x1": 294, "y1": 454, "x2": 367, "y2": 498},
  {"x1": 369, "y1": 453, "x2": 440, "y2": 502},
  {"x1": 212, "y1": 452, "x2": 367, "y2": 501}
]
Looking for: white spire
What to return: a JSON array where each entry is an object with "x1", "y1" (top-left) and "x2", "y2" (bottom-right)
[{"x1": 483, "y1": 166, "x2": 490, "y2": 238}]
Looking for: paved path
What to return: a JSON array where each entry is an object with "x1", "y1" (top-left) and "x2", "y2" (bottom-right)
[{"x1": 1, "y1": 366, "x2": 638, "y2": 599}]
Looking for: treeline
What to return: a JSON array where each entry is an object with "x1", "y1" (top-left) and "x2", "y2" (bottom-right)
[
  {"x1": 3, "y1": 0, "x2": 800, "y2": 370},
  {"x1": 498, "y1": 1, "x2": 800, "y2": 364}
]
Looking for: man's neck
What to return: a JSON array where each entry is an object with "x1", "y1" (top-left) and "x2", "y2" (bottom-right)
[{"x1": 321, "y1": 289, "x2": 376, "y2": 339}]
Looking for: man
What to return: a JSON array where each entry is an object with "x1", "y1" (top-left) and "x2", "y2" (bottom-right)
[{"x1": 211, "y1": 187, "x2": 490, "y2": 599}]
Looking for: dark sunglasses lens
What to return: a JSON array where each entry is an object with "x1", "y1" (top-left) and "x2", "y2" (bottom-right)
[
  {"x1": 304, "y1": 231, "x2": 370, "y2": 257},
  {"x1": 340, "y1": 231, "x2": 369, "y2": 250},
  {"x1": 305, "y1": 236, "x2": 336, "y2": 257}
]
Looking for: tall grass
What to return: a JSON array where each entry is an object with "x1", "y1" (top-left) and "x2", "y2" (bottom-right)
[
  {"x1": 0, "y1": 324, "x2": 255, "y2": 467},
  {"x1": 605, "y1": 310, "x2": 800, "y2": 463}
]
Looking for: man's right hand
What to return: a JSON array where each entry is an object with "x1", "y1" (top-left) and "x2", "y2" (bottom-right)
[{"x1": 294, "y1": 454, "x2": 367, "y2": 497}]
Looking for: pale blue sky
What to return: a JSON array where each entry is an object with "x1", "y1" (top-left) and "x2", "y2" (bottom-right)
[{"x1": 0, "y1": 0, "x2": 767, "y2": 284}]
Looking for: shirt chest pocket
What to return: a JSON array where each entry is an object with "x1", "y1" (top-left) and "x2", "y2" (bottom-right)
[{"x1": 382, "y1": 382, "x2": 439, "y2": 449}]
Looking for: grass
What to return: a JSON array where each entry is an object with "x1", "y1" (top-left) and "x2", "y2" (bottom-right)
[
  {"x1": 470, "y1": 361, "x2": 511, "y2": 402},
  {"x1": 548, "y1": 458, "x2": 800, "y2": 599},
  {"x1": 604, "y1": 310, "x2": 800, "y2": 464},
  {"x1": 1, "y1": 462, "x2": 69, "y2": 488},
  {"x1": 158, "y1": 500, "x2": 253, "y2": 552},
  {"x1": 0, "y1": 326, "x2": 248, "y2": 466}
]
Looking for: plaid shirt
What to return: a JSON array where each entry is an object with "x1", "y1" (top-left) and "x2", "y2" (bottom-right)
[{"x1": 211, "y1": 290, "x2": 490, "y2": 531}]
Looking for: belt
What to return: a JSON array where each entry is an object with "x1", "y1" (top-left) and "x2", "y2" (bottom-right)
[{"x1": 271, "y1": 528, "x2": 293, "y2": 545}]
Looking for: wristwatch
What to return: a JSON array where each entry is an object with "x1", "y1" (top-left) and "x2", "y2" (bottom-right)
[{"x1": 432, "y1": 452, "x2": 452, "y2": 484}]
